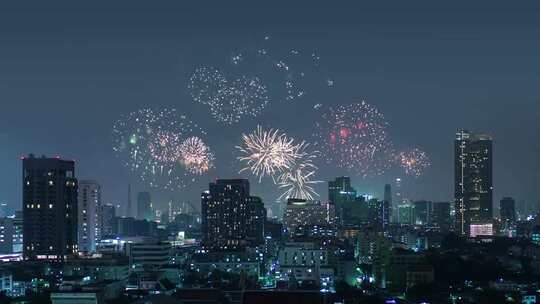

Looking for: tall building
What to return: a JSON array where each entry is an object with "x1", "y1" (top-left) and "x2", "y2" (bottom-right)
[
  {"x1": 384, "y1": 184, "x2": 392, "y2": 205},
  {"x1": 455, "y1": 130, "x2": 493, "y2": 236},
  {"x1": 393, "y1": 178, "x2": 403, "y2": 205},
  {"x1": 328, "y1": 177, "x2": 357, "y2": 206},
  {"x1": 201, "y1": 179, "x2": 265, "y2": 251},
  {"x1": 367, "y1": 199, "x2": 390, "y2": 232},
  {"x1": 12, "y1": 212, "x2": 23, "y2": 253},
  {"x1": 283, "y1": 199, "x2": 336, "y2": 234},
  {"x1": 432, "y1": 202, "x2": 451, "y2": 232},
  {"x1": 101, "y1": 203, "x2": 116, "y2": 238},
  {"x1": 78, "y1": 181, "x2": 102, "y2": 253},
  {"x1": 245, "y1": 196, "x2": 266, "y2": 246},
  {"x1": 0, "y1": 217, "x2": 15, "y2": 253},
  {"x1": 137, "y1": 192, "x2": 152, "y2": 221},
  {"x1": 22, "y1": 155, "x2": 78, "y2": 261},
  {"x1": 397, "y1": 202, "x2": 414, "y2": 225},
  {"x1": 413, "y1": 201, "x2": 433, "y2": 226},
  {"x1": 500, "y1": 197, "x2": 516, "y2": 223},
  {"x1": 126, "y1": 184, "x2": 132, "y2": 217}
]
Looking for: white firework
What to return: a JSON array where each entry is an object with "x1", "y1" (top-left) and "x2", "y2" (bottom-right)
[
  {"x1": 179, "y1": 136, "x2": 215, "y2": 175},
  {"x1": 236, "y1": 126, "x2": 299, "y2": 182},
  {"x1": 276, "y1": 143, "x2": 321, "y2": 201}
]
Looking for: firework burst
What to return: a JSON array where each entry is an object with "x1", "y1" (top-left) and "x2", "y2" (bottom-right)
[
  {"x1": 189, "y1": 68, "x2": 269, "y2": 125},
  {"x1": 179, "y1": 136, "x2": 215, "y2": 175},
  {"x1": 313, "y1": 101, "x2": 394, "y2": 178},
  {"x1": 395, "y1": 148, "x2": 431, "y2": 177},
  {"x1": 236, "y1": 126, "x2": 298, "y2": 181},
  {"x1": 112, "y1": 108, "x2": 212, "y2": 189},
  {"x1": 276, "y1": 143, "x2": 321, "y2": 201}
]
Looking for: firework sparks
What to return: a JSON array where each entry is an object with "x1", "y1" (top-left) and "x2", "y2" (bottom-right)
[
  {"x1": 179, "y1": 136, "x2": 215, "y2": 175},
  {"x1": 313, "y1": 101, "x2": 394, "y2": 178},
  {"x1": 112, "y1": 108, "x2": 212, "y2": 189},
  {"x1": 189, "y1": 68, "x2": 269, "y2": 125},
  {"x1": 236, "y1": 125, "x2": 301, "y2": 182},
  {"x1": 396, "y1": 148, "x2": 431, "y2": 177},
  {"x1": 276, "y1": 143, "x2": 321, "y2": 201}
]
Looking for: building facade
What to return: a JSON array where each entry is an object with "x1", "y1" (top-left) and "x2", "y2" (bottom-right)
[
  {"x1": 78, "y1": 180, "x2": 102, "y2": 253},
  {"x1": 22, "y1": 155, "x2": 78, "y2": 261},
  {"x1": 283, "y1": 199, "x2": 336, "y2": 235},
  {"x1": 455, "y1": 130, "x2": 493, "y2": 236},
  {"x1": 137, "y1": 192, "x2": 152, "y2": 221},
  {"x1": 201, "y1": 179, "x2": 265, "y2": 251},
  {"x1": 500, "y1": 197, "x2": 516, "y2": 223}
]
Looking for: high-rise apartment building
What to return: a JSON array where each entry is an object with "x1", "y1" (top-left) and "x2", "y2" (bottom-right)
[
  {"x1": 201, "y1": 179, "x2": 265, "y2": 251},
  {"x1": 500, "y1": 197, "x2": 516, "y2": 223},
  {"x1": 78, "y1": 181, "x2": 102, "y2": 253},
  {"x1": 101, "y1": 203, "x2": 116, "y2": 238},
  {"x1": 455, "y1": 130, "x2": 493, "y2": 236},
  {"x1": 22, "y1": 155, "x2": 78, "y2": 261},
  {"x1": 137, "y1": 192, "x2": 152, "y2": 221}
]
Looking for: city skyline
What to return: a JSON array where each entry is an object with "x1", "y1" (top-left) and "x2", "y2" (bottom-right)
[
  {"x1": 1, "y1": 3, "x2": 540, "y2": 303},
  {"x1": 1, "y1": 2, "x2": 539, "y2": 214}
]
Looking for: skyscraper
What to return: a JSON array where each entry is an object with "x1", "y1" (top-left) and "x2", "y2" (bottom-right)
[
  {"x1": 432, "y1": 202, "x2": 451, "y2": 232},
  {"x1": 101, "y1": 203, "x2": 116, "y2": 238},
  {"x1": 384, "y1": 184, "x2": 393, "y2": 223},
  {"x1": 77, "y1": 180, "x2": 102, "y2": 253},
  {"x1": 413, "y1": 201, "x2": 433, "y2": 226},
  {"x1": 328, "y1": 176, "x2": 357, "y2": 206},
  {"x1": 499, "y1": 197, "x2": 516, "y2": 223},
  {"x1": 201, "y1": 179, "x2": 265, "y2": 251},
  {"x1": 455, "y1": 130, "x2": 493, "y2": 236},
  {"x1": 393, "y1": 178, "x2": 403, "y2": 205},
  {"x1": 22, "y1": 155, "x2": 78, "y2": 261},
  {"x1": 137, "y1": 192, "x2": 152, "y2": 221},
  {"x1": 384, "y1": 184, "x2": 392, "y2": 205}
]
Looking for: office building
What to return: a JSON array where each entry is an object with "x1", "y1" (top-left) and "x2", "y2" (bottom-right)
[
  {"x1": 413, "y1": 201, "x2": 433, "y2": 226},
  {"x1": 328, "y1": 176, "x2": 357, "y2": 206},
  {"x1": 201, "y1": 179, "x2": 265, "y2": 251},
  {"x1": 367, "y1": 199, "x2": 390, "y2": 231},
  {"x1": 384, "y1": 184, "x2": 392, "y2": 206},
  {"x1": 283, "y1": 199, "x2": 336, "y2": 234},
  {"x1": 125, "y1": 241, "x2": 171, "y2": 270},
  {"x1": 432, "y1": 202, "x2": 451, "y2": 232},
  {"x1": 78, "y1": 180, "x2": 102, "y2": 253},
  {"x1": 245, "y1": 196, "x2": 266, "y2": 246},
  {"x1": 0, "y1": 212, "x2": 22, "y2": 254},
  {"x1": 397, "y1": 203, "x2": 414, "y2": 225},
  {"x1": 137, "y1": 192, "x2": 152, "y2": 221},
  {"x1": 101, "y1": 203, "x2": 116, "y2": 238},
  {"x1": 500, "y1": 197, "x2": 516, "y2": 223},
  {"x1": 0, "y1": 218, "x2": 14, "y2": 254},
  {"x1": 22, "y1": 155, "x2": 78, "y2": 261},
  {"x1": 12, "y1": 212, "x2": 23, "y2": 253},
  {"x1": 455, "y1": 130, "x2": 493, "y2": 236}
]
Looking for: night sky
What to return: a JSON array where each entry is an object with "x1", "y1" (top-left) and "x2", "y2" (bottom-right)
[{"x1": 1, "y1": 1, "x2": 539, "y2": 214}]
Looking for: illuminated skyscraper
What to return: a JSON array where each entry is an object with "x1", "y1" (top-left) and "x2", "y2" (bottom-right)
[
  {"x1": 77, "y1": 180, "x2": 102, "y2": 253},
  {"x1": 22, "y1": 155, "x2": 78, "y2": 261},
  {"x1": 455, "y1": 130, "x2": 493, "y2": 236},
  {"x1": 201, "y1": 179, "x2": 265, "y2": 251}
]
